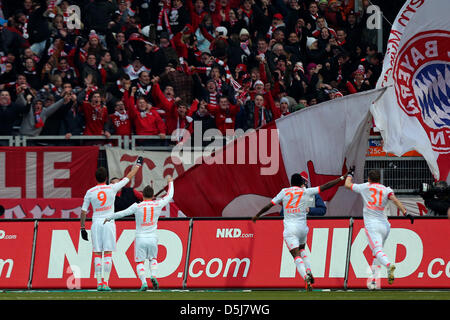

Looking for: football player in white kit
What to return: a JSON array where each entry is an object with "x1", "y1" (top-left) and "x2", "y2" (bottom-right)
[
  {"x1": 103, "y1": 176, "x2": 174, "y2": 291},
  {"x1": 345, "y1": 168, "x2": 414, "y2": 288},
  {"x1": 80, "y1": 157, "x2": 143, "y2": 291},
  {"x1": 252, "y1": 171, "x2": 350, "y2": 291}
]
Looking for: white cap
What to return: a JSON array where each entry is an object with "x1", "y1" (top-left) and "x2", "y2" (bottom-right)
[
  {"x1": 140, "y1": 25, "x2": 150, "y2": 38},
  {"x1": 215, "y1": 26, "x2": 228, "y2": 37},
  {"x1": 253, "y1": 80, "x2": 264, "y2": 88},
  {"x1": 306, "y1": 37, "x2": 318, "y2": 49}
]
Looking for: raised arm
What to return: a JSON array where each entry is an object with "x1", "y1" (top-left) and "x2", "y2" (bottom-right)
[
  {"x1": 345, "y1": 166, "x2": 356, "y2": 189},
  {"x1": 126, "y1": 156, "x2": 144, "y2": 180},
  {"x1": 159, "y1": 176, "x2": 174, "y2": 207}
]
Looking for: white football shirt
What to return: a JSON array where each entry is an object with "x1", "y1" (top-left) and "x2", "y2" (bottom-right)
[
  {"x1": 271, "y1": 186, "x2": 320, "y2": 225},
  {"x1": 81, "y1": 177, "x2": 130, "y2": 221},
  {"x1": 350, "y1": 182, "x2": 394, "y2": 224},
  {"x1": 106, "y1": 181, "x2": 174, "y2": 237}
]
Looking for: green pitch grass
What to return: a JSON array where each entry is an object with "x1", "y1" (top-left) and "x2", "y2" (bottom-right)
[{"x1": 1, "y1": 289, "x2": 449, "y2": 300}]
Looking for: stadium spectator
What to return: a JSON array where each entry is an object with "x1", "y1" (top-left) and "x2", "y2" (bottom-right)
[
  {"x1": 0, "y1": 90, "x2": 29, "y2": 139},
  {"x1": 79, "y1": 91, "x2": 111, "y2": 137},
  {"x1": 128, "y1": 95, "x2": 167, "y2": 144},
  {"x1": 19, "y1": 90, "x2": 73, "y2": 137}
]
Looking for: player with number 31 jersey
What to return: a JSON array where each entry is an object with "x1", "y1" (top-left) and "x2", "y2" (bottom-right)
[{"x1": 345, "y1": 168, "x2": 413, "y2": 289}]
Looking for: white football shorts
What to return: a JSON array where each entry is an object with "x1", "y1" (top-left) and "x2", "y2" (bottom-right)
[
  {"x1": 283, "y1": 223, "x2": 309, "y2": 251},
  {"x1": 90, "y1": 219, "x2": 117, "y2": 252},
  {"x1": 134, "y1": 236, "x2": 158, "y2": 262},
  {"x1": 364, "y1": 221, "x2": 391, "y2": 253}
]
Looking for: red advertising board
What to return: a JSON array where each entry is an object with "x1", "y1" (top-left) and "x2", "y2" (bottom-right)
[
  {"x1": 0, "y1": 147, "x2": 99, "y2": 199},
  {"x1": 186, "y1": 219, "x2": 352, "y2": 289},
  {"x1": 31, "y1": 220, "x2": 190, "y2": 289},
  {"x1": 3, "y1": 218, "x2": 449, "y2": 289},
  {"x1": 0, "y1": 221, "x2": 35, "y2": 289},
  {"x1": 347, "y1": 218, "x2": 450, "y2": 289}
]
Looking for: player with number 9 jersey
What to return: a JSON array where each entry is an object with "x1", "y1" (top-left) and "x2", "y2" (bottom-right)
[
  {"x1": 79, "y1": 160, "x2": 142, "y2": 291},
  {"x1": 82, "y1": 177, "x2": 130, "y2": 220}
]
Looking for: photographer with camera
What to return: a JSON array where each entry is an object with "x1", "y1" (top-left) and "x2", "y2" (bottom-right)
[{"x1": 419, "y1": 181, "x2": 450, "y2": 218}]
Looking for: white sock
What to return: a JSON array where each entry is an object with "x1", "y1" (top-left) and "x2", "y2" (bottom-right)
[
  {"x1": 103, "y1": 253, "x2": 112, "y2": 285},
  {"x1": 300, "y1": 249, "x2": 312, "y2": 274},
  {"x1": 371, "y1": 257, "x2": 382, "y2": 279},
  {"x1": 150, "y1": 259, "x2": 158, "y2": 278},
  {"x1": 294, "y1": 256, "x2": 307, "y2": 280},
  {"x1": 374, "y1": 248, "x2": 391, "y2": 269},
  {"x1": 94, "y1": 253, "x2": 102, "y2": 285},
  {"x1": 136, "y1": 262, "x2": 147, "y2": 285}
]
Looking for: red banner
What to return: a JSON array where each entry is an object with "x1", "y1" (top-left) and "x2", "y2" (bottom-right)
[
  {"x1": 31, "y1": 220, "x2": 190, "y2": 289},
  {"x1": 0, "y1": 147, "x2": 99, "y2": 199},
  {"x1": 0, "y1": 199, "x2": 183, "y2": 219},
  {"x1": 348, "y1": 219, "x2": 450, "y2": 289},
  {"x1": 0, "y1": 221, "x2": 35, "y2": 289}
]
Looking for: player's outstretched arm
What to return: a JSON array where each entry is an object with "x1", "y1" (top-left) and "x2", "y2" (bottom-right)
[
  {"x1": 104, "y1": 204, "x2": 136, "y2": 224},
  {"x1": 252, "y1": 203, "x2": 274, "y2": 222},
  {"x1": 320, "y1": 173, "x2": 349, "y2": 192},
  {"x1": 389, "y1": 194, "x2": 414, "y2": 224}
]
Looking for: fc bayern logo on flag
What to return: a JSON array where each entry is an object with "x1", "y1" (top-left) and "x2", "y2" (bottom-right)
[{"x1": 393, "y1": 30, "x2": 450, "y2": 153}]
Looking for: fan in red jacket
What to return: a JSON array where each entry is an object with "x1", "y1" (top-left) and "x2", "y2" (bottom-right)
[
  {"x1": 80, "y1": 91, "x2": 110, "y2": 137},
  {"x1": 151, "y1": 81, "x2": 191, "y2": 140},
  {"x1": 206, "y1": 95, "x2": 240, "y2": 135},
  {"x1": 108, "y1": 100, "x2": 132, "y2": 136},
  {"x1": 128, "y1": 96, "x2": 167, "y2": 137}
]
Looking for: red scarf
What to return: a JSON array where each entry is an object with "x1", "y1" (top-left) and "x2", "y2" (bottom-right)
[
  {"x1": 157, "y1": 3, "x2": 173, "y2": 36},
  {"x1": 34, "y1": 107, "x2": 44, "y2": 128}
]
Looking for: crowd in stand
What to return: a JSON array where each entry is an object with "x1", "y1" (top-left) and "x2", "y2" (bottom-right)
[{"x1": 0, "y1": 0, "x2": 383, "y2": 145}]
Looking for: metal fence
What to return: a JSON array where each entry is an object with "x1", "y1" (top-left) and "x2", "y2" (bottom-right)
[
  {"x1": 364, "y1": 158, "x2": 434, "y2": 193},
  {"x1": 0, "y1": 134, "x2": 434, "y2": 194}
]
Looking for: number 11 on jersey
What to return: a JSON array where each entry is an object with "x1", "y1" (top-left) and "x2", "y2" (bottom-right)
[{"x1": 143, "y1": 206, "x2": 154, "y2": 225}]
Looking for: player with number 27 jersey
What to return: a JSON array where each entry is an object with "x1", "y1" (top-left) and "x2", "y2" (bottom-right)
[{"x1": 271, "y1": 186, "x2": 320, "y2": 226}]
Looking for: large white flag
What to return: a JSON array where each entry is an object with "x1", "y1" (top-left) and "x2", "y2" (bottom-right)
[
  {"x1": 171, "y1": 89, "x2": 385, "y2": 217},
  {"x1": 373, "y1": 0, "x2": 450, "y2": 182}
]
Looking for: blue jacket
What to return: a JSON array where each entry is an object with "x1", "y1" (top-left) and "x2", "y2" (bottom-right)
[{"x1": 280, "y1": 194, "x2": 327, "y2": 217}]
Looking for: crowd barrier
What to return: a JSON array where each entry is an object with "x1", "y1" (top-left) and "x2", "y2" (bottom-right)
[{"x1": 1, "y1": 217, "x2": 449, "y2": 290}]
